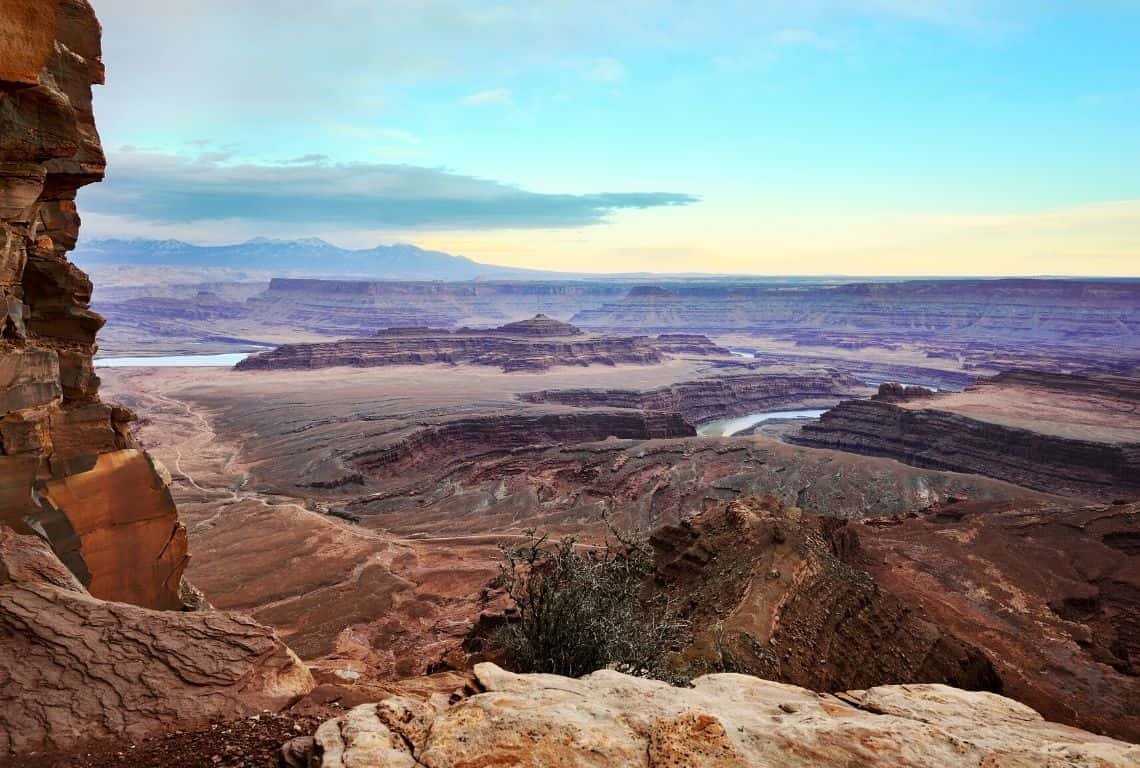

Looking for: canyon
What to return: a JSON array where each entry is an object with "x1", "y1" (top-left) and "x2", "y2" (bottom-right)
[
  {"x1": 3, "y1": 3, "x2": 1139, "y2": 766},
  {"x1": 88, "y1": 274, "x2": 1140, "y2": 380}
]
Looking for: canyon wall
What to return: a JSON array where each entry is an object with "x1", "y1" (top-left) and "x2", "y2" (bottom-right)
[
  {"x1": 0, "y1": 0, "x2": 188, "y2": 608},
  {"x1": 520, "y1": 371, "x2": 868, "y2": 424},
  {"x1": 794, "y1": 373, "x2": 1140, "y2": 500},
  {"x1": 236, "y1": 319, "x2": 668, "y2": 373}
]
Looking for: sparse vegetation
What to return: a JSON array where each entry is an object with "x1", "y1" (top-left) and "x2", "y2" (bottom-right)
[{"x1": 491, "y1": 524, "x2": 688, "y2": 681}]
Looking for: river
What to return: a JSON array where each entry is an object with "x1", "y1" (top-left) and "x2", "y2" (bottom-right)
[
  {"x1": 94, "y1": 353, "x2": 253, "y2": 368},
  {"x1": 697, "y1": 409, "x2": 828, "y2": 437}
]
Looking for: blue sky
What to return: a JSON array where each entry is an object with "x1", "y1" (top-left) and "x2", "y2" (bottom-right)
[{"x1": 82, "y1": 1, "x2": 1140, "y2": 275}]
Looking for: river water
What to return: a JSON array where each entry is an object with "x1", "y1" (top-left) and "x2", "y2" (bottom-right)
[
  {"x1": 94, "y1": 353, "x2": 253, "y2": 368},
  {"x1": 697, "y1": 409, "x2": 828, "y2": 437}
]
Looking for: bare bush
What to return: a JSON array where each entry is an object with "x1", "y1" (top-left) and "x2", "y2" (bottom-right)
[{"x1": 491, "y1": 526, "x2": 687, "y2": 681}]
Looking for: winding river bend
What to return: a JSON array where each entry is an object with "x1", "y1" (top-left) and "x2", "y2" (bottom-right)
[{"x1": 697, "y1": 409, "x2": 828, "y2": 437}]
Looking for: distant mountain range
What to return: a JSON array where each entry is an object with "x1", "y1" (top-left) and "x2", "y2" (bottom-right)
[{"x1": 72, "y1": 237, "x2": 561, "y2": 281}]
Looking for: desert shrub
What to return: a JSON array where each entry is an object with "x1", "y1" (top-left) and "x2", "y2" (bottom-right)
[{"x1": 491, "y1": 526, "x2": 687, "y2": 681}]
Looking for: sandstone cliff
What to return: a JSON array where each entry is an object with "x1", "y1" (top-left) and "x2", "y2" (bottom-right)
[
  {"x1": 1, "y1": 4, "x2": 319, "y2": 757},
  {"x1": 0, "y1": 0, "x2": 187, "y2": 609},
  {"x1": 311, "y1": 663, "x2": 1139, "y2": 767}
]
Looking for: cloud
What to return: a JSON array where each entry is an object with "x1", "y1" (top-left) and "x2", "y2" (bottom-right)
[
  {"x1": 462, "y1": 88, "x2": 513, "y2": 106},
  {"x1": 581, "y1": 57, "x2": 627, "y2": 82},
  {"x1": 79, "y1": 151, "x2": 699, "y2": 234}
]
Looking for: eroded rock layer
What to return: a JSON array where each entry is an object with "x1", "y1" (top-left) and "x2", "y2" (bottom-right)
[
  {"x1": 0, "y1": 0, "x2": 188, "y2": 608},
  {"x1": 520, "y1": 371, "x2": 868, "y2": 424},
  {"x1": 236, "y1": 316, "x2": 683, "y2": 373},
  {"x1": 0, "y1": 526, "x2": 314, "y2": 754},
  {"x1": 312, "y1": 663, "x2": 1139, "y2": 768},
  {"x1": 649, "y1": 495, "x2": 1140, "y2": 742},
  {"x1": 652, "y1": 497, "x2": 1000, "y2": 693},
  {"x1": 847, "y1": 498, "x2": 1140, "y2": 741},
  {"x1": 794, "y1": 371, "x2": 1140, "y2": 500}
]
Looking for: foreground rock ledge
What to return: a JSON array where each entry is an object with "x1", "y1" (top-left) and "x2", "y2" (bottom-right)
[{"x1": 314, "y1": 662, "x2": 1139, "y2": 768}]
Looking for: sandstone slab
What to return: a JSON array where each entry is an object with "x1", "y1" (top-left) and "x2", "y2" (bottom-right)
[
  {"x1": 0, "y1": 526, "x2": 314, "y2": 754},
  {"x1": 314, "y1": 663, "x2": 1140, "y2": 767}
]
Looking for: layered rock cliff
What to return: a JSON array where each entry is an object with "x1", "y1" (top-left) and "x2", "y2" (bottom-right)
[
  {"x1": 236, "y1": 317, "x2": 669, "y2": 373},
  {"x1": 0, "y1": 0, "x2": 187, "y2": 608},
  {"x1": 1, "y1": 4, "x2": 318, "y2": 756},
  {"x1": 347, "y1": 410, "x2": 696, "y2": 483},
  {"x1": 852, "y1": 498, "x2": 1140, "y2": 741},
  {"x1": 520, "y1": 371, "x2": 869, "y2": 425},
  {"x1": 794, "y1": 371, "x2": 1140, "y2": 500}
]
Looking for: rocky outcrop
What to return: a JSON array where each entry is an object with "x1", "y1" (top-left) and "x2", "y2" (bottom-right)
[
  {"x1": 873, "y1": 381, "x2": 936, "y2": 402},
  {"x1": 236, "y1": 317, "x2": 668, "y2": 373},
  {"x1": 845, "y1": 498, "x2": 1140, "y2": 741},
  {"x1": 0, "y1": 0, "x2": 188, "y2": 608},
  {"x1": 520, "y1": 371, "x2": 869, "y2": 424},
  {"x1": 312, "y1": 663, "x2": 1139, "y2": 767},
  {"x1": 794, "y1": 372, "x2": 1140, "y2": 500},
  {"x1": 0, "y1": 526, "x2": 314, "y2": 754},
  {"x1": 345, "y1": 411, "x2": 695, "y2": 482},
  {"x1": 652, "y1": 497, "x2": 1000, "y2": 693},
  {"x1": 491, "y1": 313, "x2": 581, "y2": 336}
]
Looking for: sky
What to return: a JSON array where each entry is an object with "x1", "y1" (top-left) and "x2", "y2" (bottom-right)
[{"x1": 81, "y1": 1, "x2": 1140, "y2": 276}]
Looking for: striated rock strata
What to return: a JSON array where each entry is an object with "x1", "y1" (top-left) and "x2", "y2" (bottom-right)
[
  {"x1": 0, "y1": 526, "x2": 314, "y2": 754},
  {"x1": 236, "y1": 315, "x2": 676, "y2": 373},
  {"x1": 794, "y1": 370, "x2": 1140, "y2": 500},
  {"x1": 846, "y1": 498, "x2": 1140, "y2": 741},
  {"x1": 312, "y1": 662, "x2": 1140, "y2": 767},
  {"x1": 340, "y1": 410, "x2": 696, "y2": 485},
  {"x1": 520, "y1": 371, "x2": 868, "y2": 425},
  {"x1": 0, "y1": 0, "x2": 187, "y2": 608},
  {"x1": 652, "y1": 497, "x2": 1000, "y2": 693}
]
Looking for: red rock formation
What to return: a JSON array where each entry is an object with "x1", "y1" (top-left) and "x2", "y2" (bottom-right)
[
  {"x1": 652, "y1": 497, "x2": 1001, "y2": 693},
  {"x1": 348, "y1": 410, "x2": 696, "y2": 482},
  {"x1": 872, "y1": 381, "x2": 936, "y2": 402},
  {"x1": 490, "y1": 313, "x2": 582, "y2": 336},
  {"x1": 846, "y1": 498, "x2": 1140, "y2": 741},
  {"x1": 0, "y1": 0, "x2": 188, "y2": 609},
  {"x1": 236, "y1": 317, "x2": 667, "y2": 373},
  {"x1": 794, "y1": 371, "x2": 1140, "y2": 500},
  {"x1": 519, "y1": 371, "x2": 868, "y2": 424},
  {"x1": 0, "y1": 526, "x2": 313, "y2": 753}
]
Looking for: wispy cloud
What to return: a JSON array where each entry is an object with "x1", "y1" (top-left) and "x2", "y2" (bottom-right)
[
  {"x1": 80, "y1": 151, "x2": 699, "y2": 235},
  {"x1": 463, "y1": 88, "x2": 513, "y2": 106}
]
